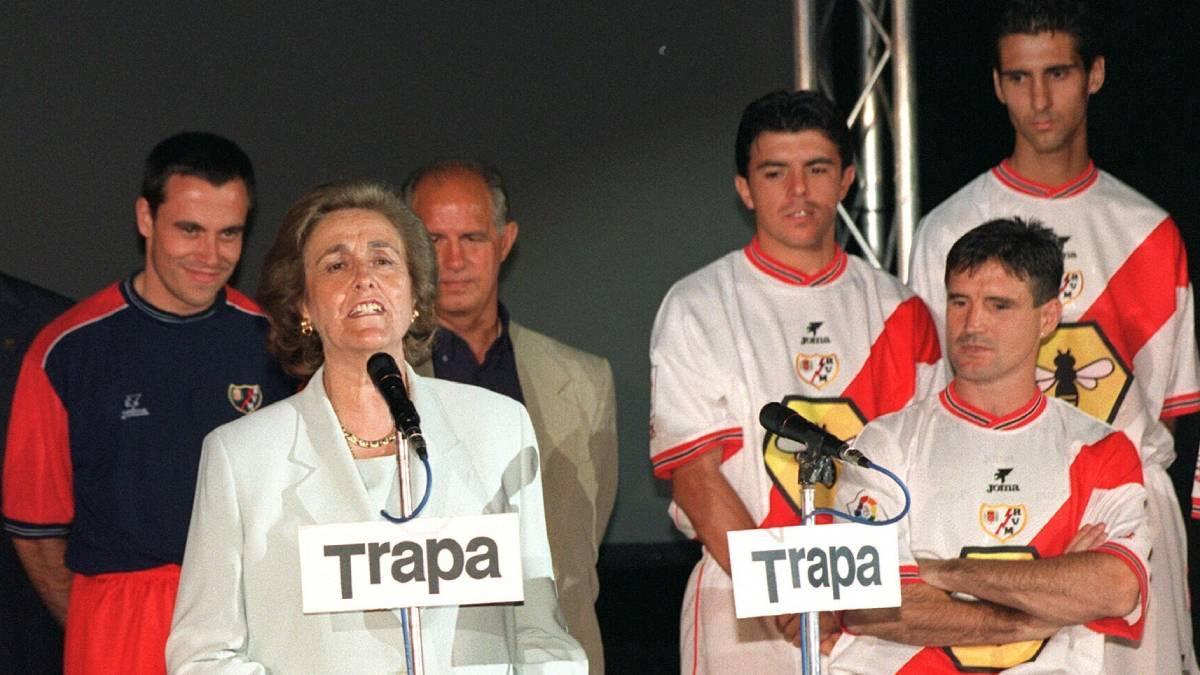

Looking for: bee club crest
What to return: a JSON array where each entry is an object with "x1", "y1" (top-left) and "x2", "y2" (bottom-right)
[
  {"x1": 1058, "y1": 269, "x2": 1084, "y2": 305},
  {"x1": 1035, "y1": 321, "x2": 1131, "y2": 423},
  {"x1": 979, "y1": 503, "x2": 1027, "y2": 543},
  {"x1": 795, "y1": 352, "x2": 839, "y2": 390},
  {"x1": 228, "y1": 384, "x2": 263, "y2": 414}
]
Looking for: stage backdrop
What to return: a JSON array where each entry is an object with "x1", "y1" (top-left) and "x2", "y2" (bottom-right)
[{"x1": 1, "y1": 2, "x2": 1195, "y2": 545}]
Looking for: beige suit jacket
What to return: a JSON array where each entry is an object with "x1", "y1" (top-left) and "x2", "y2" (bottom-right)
[{"x1": 419, "y1": 321, "x2": 617, "y2": 674}]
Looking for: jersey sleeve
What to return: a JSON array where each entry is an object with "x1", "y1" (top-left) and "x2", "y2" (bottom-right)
[
  {"x1": 649, "y1": 287, "x2": 743, "y2": 479},
  {"x1": 1146, "y1": 219, "x2": 1200, "y2": 418},
  {"x1": 1161, "y1": 286, "x2": 1200, "y2": 418},
  {"x1": 2, "y1": 341, "x2": 74, "y2": 538},
  {"x1": 1076, "y1": 431, "x2": 1150, "y2": 639}
]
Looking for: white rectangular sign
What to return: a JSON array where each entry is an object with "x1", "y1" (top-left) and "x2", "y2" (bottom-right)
[
  {"x1": 298, "y1": 513, "x2": 523, "y2": 614},
  {"x1": 728, "y1": 523, "x2": 902, "y2": 619}
]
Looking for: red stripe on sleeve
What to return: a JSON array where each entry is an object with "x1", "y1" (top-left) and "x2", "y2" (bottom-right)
[
  {"x1": 1079, "y1": 217, "x2": 1186, "y2": 367},
  {"x1": 1163, "y1": 392, "x2": 1200, "y2": 418},
  {"x1": 899, "y1": 563, "x2": 924, "y2": 585},
  {"x1": 840, "y1": 295, "x2": 941, "y2": 420},
  {"x1": 1086, "y1": 542, "x2": 1149, "y2": 640},
  {"x1": 651, "y1": 427, "x2": 743, "y2": 479}
]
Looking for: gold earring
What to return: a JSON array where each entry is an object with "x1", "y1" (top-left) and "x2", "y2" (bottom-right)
[
  {"x1": 412, "y1": 309, "x2": 420, "y2": 321},
  {"x1": 300, "y1": 318, "x2": 313, "y2": 336}
]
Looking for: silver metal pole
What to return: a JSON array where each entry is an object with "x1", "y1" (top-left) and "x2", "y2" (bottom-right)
[
  {"x1": 892, "y1": 0, "x2": 919, "y2": 282},
  {"x1": 793, "y1": 0, "x2": 820, "y2": 90},
  {"x1": 858, "y1": 0, "x2": 886, "y2": 260},
  {"x1": 397, "y1": 436, "x2": 425, "y2": 674},
  {"x1": 800, "y1": 483, "x2": 822, "y2": 675}
]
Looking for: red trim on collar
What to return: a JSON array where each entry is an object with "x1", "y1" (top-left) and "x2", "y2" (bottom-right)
[
  {"x1": 742, "y1": 237, "x2": 848, "y2": 286},
  {"x1": 991, "y1": 159, "x2": 1099, "y2": 199},
  {"x1": 939, "y1": 382, "x2": 1047, "y2": 430}
]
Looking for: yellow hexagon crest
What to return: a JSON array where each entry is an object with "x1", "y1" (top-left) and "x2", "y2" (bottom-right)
[
  {"x1": 1035, "y1": 321, "x2": 1131, "y2": 424},
  {"x1": 945, "y1": 546, "x2": 1046, "y2": 670},
  {"x1": 762, "y1": 396, "x2": 866, "y2": 515}
]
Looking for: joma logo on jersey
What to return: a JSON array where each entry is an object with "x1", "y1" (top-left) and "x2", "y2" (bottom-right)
[
  {"x1": 980, "y1": 504, "x2": 1027, "y2": 543},
  {"x1": 987, "y1": 467, "x2": 1020, "y2": 493},
  {"x1": 120, "y1": 393, "x2": 149, "y2": 420},
  {"x1": 1035, "y1": 322, "x2": 1130, "y2": 423},
  {"x1": 228, "y1": 384, "x2": 263, "y2": 414},
  {"x1": 795, "y1": 353, "x2": 839, "y2": 389},
  {"x1": 763, "y1": 397, "x2": 866, "y2": 520},
  {"x1": 801, "y1": 321, "x2": 832, "y2": 345},
  {"x1": 1060, "y1": 234, "x2": 1080, "y2": 260}
]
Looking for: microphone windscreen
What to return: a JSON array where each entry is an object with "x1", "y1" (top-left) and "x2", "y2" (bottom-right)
[
  {"x1": 367, "y1": 352, "x2": 402, "y2": 383},
  {"x1": 759, "y1": 402, "x2": 794, "y2": 434}
]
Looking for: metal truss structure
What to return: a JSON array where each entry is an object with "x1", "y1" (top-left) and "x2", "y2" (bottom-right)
[{"x1": 793, "y1": 0, "x2": 919, "y2": 281}]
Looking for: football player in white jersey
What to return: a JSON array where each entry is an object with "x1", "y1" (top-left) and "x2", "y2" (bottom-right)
[
  {"x1": 651, "y1": 90, "x2": 941, "y2": 673},
  {"x1": 908, "y1": 2, "x2": 1199, "y2": 671},
  {"x1": 831, "y1": 218, "x2": 1148, "y2": 674}
]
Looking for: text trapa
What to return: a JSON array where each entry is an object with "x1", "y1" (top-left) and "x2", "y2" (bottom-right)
[
  {"x1": 323, "y1": 536, "x2": 500, "y2": 599},
  {"x1": 751, "y1": 545, "x2": 882, "y2": 602}
]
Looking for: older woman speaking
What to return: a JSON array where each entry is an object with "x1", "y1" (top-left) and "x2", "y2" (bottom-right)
[{"x1": 166, "y1": 180, "x2": 584, "y2": 673}]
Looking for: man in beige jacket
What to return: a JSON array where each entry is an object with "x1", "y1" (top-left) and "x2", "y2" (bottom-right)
[{"x1": 404, "y1": 161, "x2": 618, "y2": 673}]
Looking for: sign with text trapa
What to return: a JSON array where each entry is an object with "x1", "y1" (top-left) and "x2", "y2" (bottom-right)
[
  {"x1": 728, "y1": 523, "x2": 901, "y2": 619},
  {"x1": 298, "y1": 513, "x2": 523, "y2": 614}
]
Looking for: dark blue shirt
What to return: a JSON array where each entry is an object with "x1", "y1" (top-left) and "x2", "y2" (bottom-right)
[
  {"x1": 431, "y1": 303, "x2": 524, "y2": 404},
  {"x1": 3, "y1": 276, "x2": 294, "y2": 574}
]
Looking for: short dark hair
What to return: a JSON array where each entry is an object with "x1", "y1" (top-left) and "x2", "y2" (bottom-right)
[
  {"x1": 141, "y1": 132, "x2": 256, "y2": 215},
  {"x1": 401, "y1": 159, "x2": 511, "y2": 230},
  {"x1": 735, "y1": 90, "x2": 854, "y2": 177},
  {"x1": 945, "y1": 217, "x2": 1063, "y2": 305},
  {"x1": 994, "y1": 0, "x2": 1100, "y2": 68}
]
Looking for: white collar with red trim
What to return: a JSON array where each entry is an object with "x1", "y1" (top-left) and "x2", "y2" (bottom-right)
[
  {"x1": 991, "y1": 159, "x2": 1100, "y2": 200},
  {"x1": 939, "y1": 382, "x2": 1047, "y2": 431},
  {"x1": 742, "y1": 237, "x2": 848, "y2": 287}
]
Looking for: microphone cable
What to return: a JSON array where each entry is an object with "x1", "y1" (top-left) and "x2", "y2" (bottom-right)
[
  {"x1": 381, "y1": 438, "x2": 432, "y2": 524},
  {"x1": 803, "y1": 462, "x2": 911, "y2": 527}
]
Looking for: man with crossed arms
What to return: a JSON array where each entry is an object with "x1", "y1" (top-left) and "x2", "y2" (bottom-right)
[
  {"x1": 831, "y1": 219, "x2": 1147, "y2": 674},
  {"x1": 909, "y1": 4, "x2": 1198, "y2": 668}
]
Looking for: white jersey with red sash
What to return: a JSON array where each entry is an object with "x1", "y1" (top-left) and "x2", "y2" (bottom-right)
[
  {"x1": 650, "y1": 238, "x2": 940, "y2": 673},
  {"x1": 829, "y1": 386, "x2": 1149, "y2": 675},
  {"x1": 909, "y1": 160, "x2": 1199, "y2": 673}
]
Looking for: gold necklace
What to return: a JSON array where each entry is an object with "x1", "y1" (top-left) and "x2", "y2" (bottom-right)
[{"x1": 340, "y1": 423, "x2": 397, "y2": 450}]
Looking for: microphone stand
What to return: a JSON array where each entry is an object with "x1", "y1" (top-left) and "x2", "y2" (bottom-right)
[
  {"x1": 796, "y1": 446, "x2": 835, "y2": 675},
  {"x1": 398, "y1": 434, "x2": 425, "y2": 674}
]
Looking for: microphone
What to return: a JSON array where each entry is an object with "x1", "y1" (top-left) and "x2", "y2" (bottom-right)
[
  {"x1": 367, "y1": 352, "x2": 427, "y2": 460},
  {"x1": 759, "y1": 402, "x2": 872, "y2": 468}
]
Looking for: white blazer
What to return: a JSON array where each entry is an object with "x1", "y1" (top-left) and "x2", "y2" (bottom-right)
[{"x1": 166, "y1": 365, "x2": 586, "y2": 674}]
